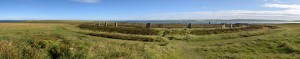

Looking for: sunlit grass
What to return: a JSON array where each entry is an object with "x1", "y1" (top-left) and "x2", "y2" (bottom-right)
[
  {"x1": 0, "y1": 22, "x2": 300, "y2": 59},
  {"x1": 0, "y1": 23, "x2": 181, "y2": 59}
]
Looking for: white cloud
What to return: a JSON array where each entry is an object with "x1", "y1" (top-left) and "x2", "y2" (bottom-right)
[
  {"x1": 263, "y1": 0, "x2": 282, "y2": 3},
  {"x1": 131, "y1": 3, "x2": 300, "y2": 20},
  {"x1": 73, "y1": 0, "x2": 100, "y2": 3},
  {"x1": 264, "y1": 3, "x2": 300, "y2": 9}
]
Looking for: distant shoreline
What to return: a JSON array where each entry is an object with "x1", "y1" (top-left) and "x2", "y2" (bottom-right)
[
  {"x1": 1, "y1": 20, "x2": 300, "y2": 24},
  {"x1": 0, "y1": 20, "x2": 24, "y2": 22}
]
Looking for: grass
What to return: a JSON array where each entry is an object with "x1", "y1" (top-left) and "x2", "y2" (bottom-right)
[
  {"x1": 190, "y1": 25, "x2": 264, "y2": 35},
  {"x1": 180, "y1": 24, "x2": 300, "y2": 59},
  {"x1": 78, "y1": 24, "x2": 161, "y2": 35},
  {"x1": 0, "y1": 22, "x2": 300, "y2": 59},
  {"x1": 0, "y1": 23, "x2": 181, "y2": 59}
]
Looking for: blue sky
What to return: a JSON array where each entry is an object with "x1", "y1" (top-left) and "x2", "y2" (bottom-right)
[{"x1": 1, "y1": 0, "x2": 300, "y2": 20}]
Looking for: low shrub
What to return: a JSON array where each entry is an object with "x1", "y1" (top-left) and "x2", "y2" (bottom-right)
[{"x1": 78, "y1": 24, "x2": 161, "y2": 35}]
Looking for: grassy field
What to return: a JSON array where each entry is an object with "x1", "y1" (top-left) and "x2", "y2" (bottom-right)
[{"x1": 0, "y1": 22, "x2": 299, "y2": 59}]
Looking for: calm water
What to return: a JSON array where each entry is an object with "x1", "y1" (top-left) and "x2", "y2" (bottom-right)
[{"x1": 117, "y1": 20, "x2": 300, "y2": 24}]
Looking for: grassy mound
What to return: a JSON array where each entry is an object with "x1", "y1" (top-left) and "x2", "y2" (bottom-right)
[
  {"x1": 0, "y1": 23, "x2": 181, "y2": 59},
  {"x1": 191, "y1": 25, "x2": 264, "y2": 35},
  {"x1": 87, "y1": 33, "x2": 168, "y2": 42}
]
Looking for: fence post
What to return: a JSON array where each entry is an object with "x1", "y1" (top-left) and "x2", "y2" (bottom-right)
[
  {"x1": 146, "y1": 23, "x2": 151, "y2": 28},
  {"x1": 115, "y1": 23, "x2": 118, "y2": 27},
  {"x1": 187, "y1": 23, "x2": 192, "y2": 29}
]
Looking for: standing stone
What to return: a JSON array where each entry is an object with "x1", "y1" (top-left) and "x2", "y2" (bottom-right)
[
  {"x1": 104, "y1": 22, "x2": 108, "y2": 26},
  {"x1": 221, "y1": 24, "x2": 226, "y2": 29},
  {"x1": 98, "y1": 22, "x2": 101, "y2": 26},
  {"x1": 146, "y1": 23, "x2": 151, "y2": 28},
  {"x1": 209, "y1": 22, "x2": 211, "y2": 24},
  {"x1": 114, "y1": 23, "x2": 118, "y2": 27},
  {"x1": 187, "y1": 23, "x2": 192, "y2": 29},
  {"x1": 230, "y1": 23, "x2": 233, "y2": 29}
]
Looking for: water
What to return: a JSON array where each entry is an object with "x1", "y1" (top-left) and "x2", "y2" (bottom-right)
[{"x1": 117, "y1": 20, "x2": 300, "y2": 24}]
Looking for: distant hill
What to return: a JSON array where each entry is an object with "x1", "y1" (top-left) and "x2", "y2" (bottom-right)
[
  {"x1": 0, "y1": 20, "x2": 24, "y2": 22},
  {"x1": 291, "y1": 20, "x2": 300, "y2": 22}
]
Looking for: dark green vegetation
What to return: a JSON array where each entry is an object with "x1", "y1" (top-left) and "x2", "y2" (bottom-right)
[
  {"x1": 0, "y1": 21, "x2": 299, "y2": 59},
  {"x1": 0, "y1": 23, "x2": 180, "y2": 59},
  {"x1": 112, "y1": 22, "x2": 222, "y2": 28},
  {"x1": 87, "y1": 33, "x2": 168, "y2": 42},
  {"x1": 78, "y1": 24, "x2": 161, "y2": 35}
]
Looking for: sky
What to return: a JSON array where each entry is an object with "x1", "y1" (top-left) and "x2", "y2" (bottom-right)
[{"x1": 1, "y1": 0, "x2": 300, "y2": 20}]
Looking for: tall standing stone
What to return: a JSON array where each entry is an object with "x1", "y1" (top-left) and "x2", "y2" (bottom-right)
[
  {"x1": 221, "y1": 24, "x2": 226, "y2": 29},
  {"x1": 187, "y1": 23, "x2": 192, "y2": 29},
  {"x1": 104, "y1": 22, "x2": 108, "y2": 26},
  {"x1": 230, "y1": 23, "x2": 233, "y2": 29},
  {"x1": 146, "y1": 23, "x2": 151, "y2": 28},
  {"x1": 98, "y1": 22, "x2": 101, "y2": 26},
  {"x1": 114, "y1": 23, "x2": 118, "y2": 27}
]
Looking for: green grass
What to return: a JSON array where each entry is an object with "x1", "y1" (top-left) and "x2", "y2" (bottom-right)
[
  {"x1": 78, "y1": 24, "x2": 162, "y2": 35},
  {"x1": 0, "y1": 23, "x2": 181, "y2": 59},
  {"x1": 0, "y1": 22, "x2": 300, "y2": 59}
]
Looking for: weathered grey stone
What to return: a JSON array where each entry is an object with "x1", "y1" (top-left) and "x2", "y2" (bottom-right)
[
  {"x1": 115, "y1": 23, "x2": 118, "y2": 27},
  {"x1": 230, "y1": 23, "x2": 233, "y2": 28},
  {"x1": 187, "y1": 23, "x2": 192, "y2": 29},
  {"x1": 146, "y1": 23, "x2": 151, "y2": 28},
  {"x1": 98, "y1": 22, "x2": 101, "y2": 26},
  {"x1": 104, "y1": 22, "x2": 108, "y2": 26},
  {"x1": 221, "y1": 24, "x2": 226, "y2": 29}
]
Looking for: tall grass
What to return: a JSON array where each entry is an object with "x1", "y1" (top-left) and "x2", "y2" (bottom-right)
[
  {"x1": 78, "y1": 24, "x2": 161, "y2": 35},
  {"x1": 87, "y1": 32, "x2": 168, "y2": 42},
  {"x1": 0, "y1": 23, "x2": 181, "y2": 59},
  {"x1": 1, "y1": 22, "x2": 300, "y2": 59},
  {"x1": 173, "y1": 26, "x2": 283, "y2": 41},
  {"x1": 190, "y1": 25, "x2": 264, "y2": 35}
]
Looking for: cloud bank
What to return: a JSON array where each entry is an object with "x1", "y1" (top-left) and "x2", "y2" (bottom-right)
[{"x1": 136, "y1": 3, "x2": 300, "y2": 20}]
